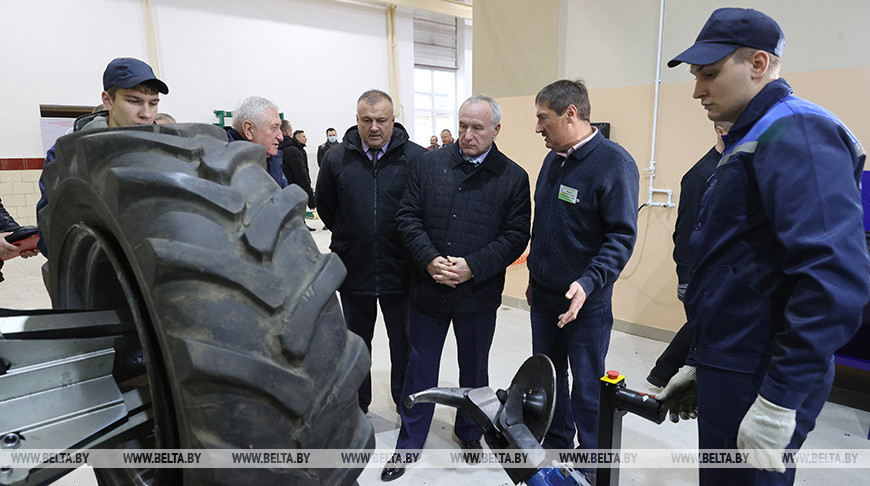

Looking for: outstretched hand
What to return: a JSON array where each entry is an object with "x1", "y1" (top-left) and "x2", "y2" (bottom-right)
[{"x1": 557, "y1": 281, "x2": 587, "y2": 327}]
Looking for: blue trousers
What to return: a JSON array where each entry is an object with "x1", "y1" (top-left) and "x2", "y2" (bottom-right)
[
  {"x1": 395, "y1": 306, "x2": 497, "y2": 451},
  {"x1": 339, "y1": 293, "x2": 410, "y2": 411},
  {"x1": 530, "y1": 285, "x2": 613, "y2": 451},
  {"x1": 697, "y1": 363, "x2": 833, "y2": 485}
]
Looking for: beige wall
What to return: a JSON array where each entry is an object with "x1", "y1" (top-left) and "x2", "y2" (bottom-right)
[
  {"x1": 563, "y1": 0, "x2": 660, "y2": 89},
  {"x1": 479, "y1": 1, "x2": 870, "y2": 333},
  {"x1": 473, "y1": 0, "x2": 561, "y2": 98},
  {"x1": 0, "y1": 171, "x2": 40, "y2": 227},
  {"x1": 564, "y1": 0, "x2": 870, "y2": 89}
]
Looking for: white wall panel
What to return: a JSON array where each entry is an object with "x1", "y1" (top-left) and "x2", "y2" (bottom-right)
[{"x1": 0, "y1": 0, "x2": 417, "y2": 157}]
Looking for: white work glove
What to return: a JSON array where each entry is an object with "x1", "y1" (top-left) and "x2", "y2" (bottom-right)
[
  {"x1": 737, "y1": 395, "x2": 796, "y2": 473},
  {"x1": 656, "y1": 365, "x2": 697, "y2": 423}
]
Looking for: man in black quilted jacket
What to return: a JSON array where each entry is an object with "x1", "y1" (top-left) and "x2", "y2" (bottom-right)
[
  {"x1": 316, "y1": 90, "x2": 426, "y2": 415},
  {"x1": 382, "y1": 94, "x2": 531, "y2": 481}
]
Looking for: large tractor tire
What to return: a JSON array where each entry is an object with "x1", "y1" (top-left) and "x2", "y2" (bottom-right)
[{"x1": 39, "y1": 123, "x2": 373, "y2": 485}]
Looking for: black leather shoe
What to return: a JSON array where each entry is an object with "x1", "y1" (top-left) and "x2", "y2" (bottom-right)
[
  {"x1": 381, "y1": 452, "x2": 412, "y2": 482},
  {"x1": 460, "y1": 440, "x2": 482, "y2": 464},
  {"x1": 380, "y1": 462, "x2": 405, "y2": 482}
]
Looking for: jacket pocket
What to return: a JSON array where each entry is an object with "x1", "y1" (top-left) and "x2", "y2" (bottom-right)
[
  {"x1": 707, "y1": 162, "x2": 748, "y2": 219},
  {"x1": 687, "y1": 265, "x2": 772, "y2": 372}
]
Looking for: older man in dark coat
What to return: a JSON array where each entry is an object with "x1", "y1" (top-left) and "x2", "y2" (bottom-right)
[{"x1": 381, "y1": 94, "x2": 531, "y2": 481}]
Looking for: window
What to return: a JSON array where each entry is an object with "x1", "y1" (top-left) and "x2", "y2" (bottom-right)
[
  {"x1": 414, "y1": 67, "x2": 456, "y2": 148},
  {"x1": 413, "y1": 10, "x2": 458, "y2": 148}
]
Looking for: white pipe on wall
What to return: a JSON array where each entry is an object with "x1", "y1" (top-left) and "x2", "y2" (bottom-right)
[{"x1": 644, "y1": 0, "x2": 675, "y2": 209}]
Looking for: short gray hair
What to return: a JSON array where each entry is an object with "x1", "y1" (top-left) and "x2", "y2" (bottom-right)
[
  {"x1": 460, "y1": 94, "x2": 502, "y2": 126},
  {"x1": 232, "y1": 96, "x2": 278, "y2": 131},
  {"x1": 357, "y1": 89, "x2": 393, "y2": 109}
]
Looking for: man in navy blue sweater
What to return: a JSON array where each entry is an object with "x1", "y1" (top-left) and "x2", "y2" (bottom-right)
[
  {"x1": 661, "y1": 8, "x2": 868, "y2": 484},
  {"x1": 526, "y1": 79, "x2": 639, "y2": 479}
]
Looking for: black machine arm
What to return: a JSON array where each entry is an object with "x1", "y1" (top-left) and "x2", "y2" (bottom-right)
[{"x1": 406, "y1": 355, "x2": 557, "y2": 484}]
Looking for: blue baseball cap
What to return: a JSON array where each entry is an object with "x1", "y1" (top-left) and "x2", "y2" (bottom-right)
[
  {"x1": 102, "y1": 57, "x2": 169, "y2": 94},
  {"x1": 668, "y1": 8, "x2": 784, "y2": 68}
]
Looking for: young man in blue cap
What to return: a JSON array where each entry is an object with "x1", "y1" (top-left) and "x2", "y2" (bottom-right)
[
  {"x1": 97, "y1": 57, "x2": 169, "y2": 129},
  {"x1": 36, "y1": 57, "x2": 169, "y2": 255},
  {"x1": 659, "y1": 8, "x2": 868, "y2": 484}
]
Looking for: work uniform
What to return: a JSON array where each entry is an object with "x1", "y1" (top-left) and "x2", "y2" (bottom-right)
[{"x1": 686, "y1": 79, "x2": 869, "y2": 485}]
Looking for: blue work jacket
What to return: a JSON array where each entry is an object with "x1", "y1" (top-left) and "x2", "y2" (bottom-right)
[{"x1": 686, "y1": 79, "x2": 869, "y2": 410}]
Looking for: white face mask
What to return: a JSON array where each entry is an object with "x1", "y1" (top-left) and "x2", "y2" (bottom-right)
[{"x1": 328, "y1": 135, "x2": 337, "y2": 143}]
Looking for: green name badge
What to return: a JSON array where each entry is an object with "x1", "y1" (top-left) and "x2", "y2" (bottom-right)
[{"x1": 558, "y1": 184, "x2": 578, "y2": 204}]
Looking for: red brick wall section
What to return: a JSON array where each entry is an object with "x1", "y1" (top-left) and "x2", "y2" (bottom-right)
[{"x1": 0, "y1": 159, "x2": 44, "y2": 170}]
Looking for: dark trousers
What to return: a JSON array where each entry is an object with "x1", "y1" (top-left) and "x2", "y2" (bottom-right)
[
  {"x1": 648, "y1": 321, "x2": 692, "y2": 385},
  {"x1": 339, "y1": 293, "x2": 410, "y2": 411},
  {"x1": 395, "y1": 306, "x2": 497, "y2": 451},
  {"x1": 696, "y1": 363, "x2": 833, "y2": 485},
  {"x1": 530, "y1": 284, "x2": 613, "y2": 451}
]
